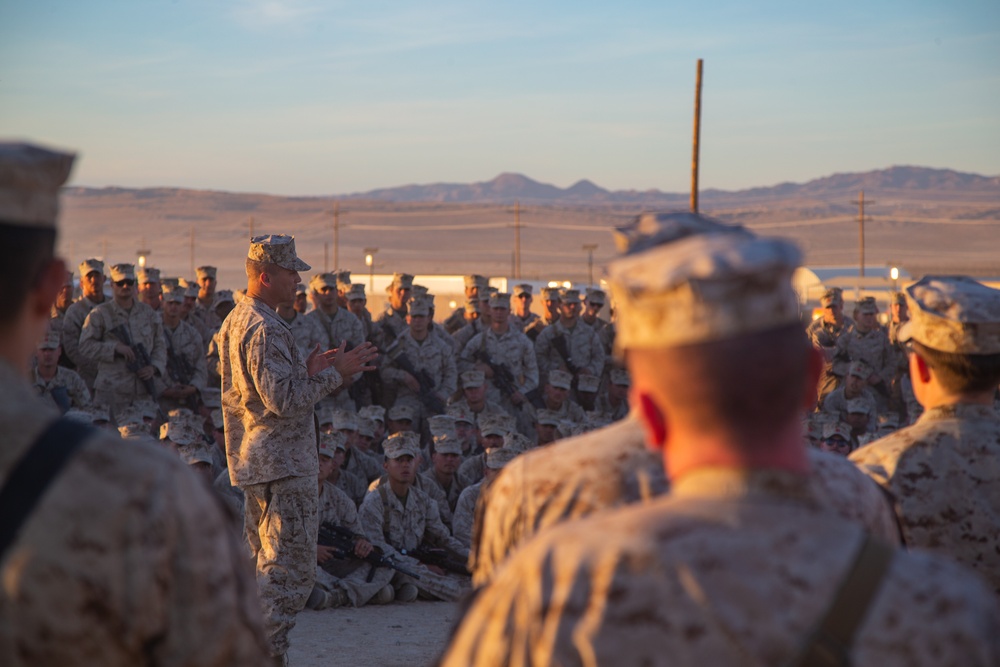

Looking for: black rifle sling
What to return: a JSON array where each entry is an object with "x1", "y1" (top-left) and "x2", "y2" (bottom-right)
[
  {"x1": 0, "y1": 418, "x2": 94, "y2": 564},
  {"x1": 786, "y1": 534, "x2": 894, "y2": 667}
]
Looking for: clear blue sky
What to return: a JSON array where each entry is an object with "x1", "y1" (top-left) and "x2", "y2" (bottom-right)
[{"x1": 2, "y1": 0, "x2": 998, "y2": 195}]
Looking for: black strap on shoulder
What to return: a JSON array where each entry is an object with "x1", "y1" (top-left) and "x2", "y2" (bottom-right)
[
  {"x1": 0, "y1": 418, "x2": 94, "y2": 563},
  {"x1": 786, "y1": 534, "x2": 895, "y2": 667}
]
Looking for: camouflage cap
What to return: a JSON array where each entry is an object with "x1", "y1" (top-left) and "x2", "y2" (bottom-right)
[
  {"x1": 432, "y1": 433, "x2": 464, "y2": 456},
  {"x1": 856, "y1": 297, "x2": 878, "y2": 315},
  {"x1": 109, "y1": 263, "x2": 136, "y2": 282},
  {"x1": 118, "y1": 423, "x2": 151, "y2": 440},
  {"x1": 502, "y1": 432, "x2": 532, "y2": 453},
  {"x1": 464, "y1": 274, "x2": 487, "y2": 289},
  {"x1": 609, "y1": 234, "x2": 802, "y2": 350},
  {"x1": 534, "y1": 409, "x2": 561, "y2": 426},
  {"x1": 609, "y1": 368, "x2": 631, "y2": 386},
  {"x1": 333, "y1": 409, "x2": 358, "y2": 432},
  {"x1": 335, "y1": 270, "x2": 352, "y2": 289},
  {"x1": 184, "y1": 283, "x2": 199, "y2": 299},
  {"x1": 201, "y1": 387, "x2": 222, "y2": 409},
  {"x1": 465, "y1": 299, "x2": 481, "y2": 314},
  {"x1": 559, "y1": 288, "x2": 583, "y2": 305},
  {"x1": 547, "y1": 369, "x2": 572, "y2": 390},
  {"x1": 159, "y1": 421, "x2": 199, "y2": 446},
  {"x1": 804, "y1": 419, "x2": 824, "y2": 441},
  {"x1": 878, "y1": 412, "x2": 900, "y2": 429},
  {"x1": 479, "y1": 413, "x2": 514, "y2": 437},
  {"x1": 488, "y1": 292, "x2": 511, "y2": 309},
  {"x1": 357, "y1": 417, "x2": 375, "y2": 438},
  {"x1": 383, "y1": 431, "x2": 420, "y2": 459},
  {"x1": 407, "y1": 296, "x2": 431, "y2": 317},
  {"x1": 316, "y1": 404, "x2": 335, "y2": 427},
  {"x1": 820, "y1": 287, "x2": 844, "y2": 307},
  {"x1": 319, "y1": 431, "x2": 347, "y2": 457},
  {"x1": 387, "y1": 403, "x2": 416, "y2": 422},
  {"x1": 114, "y1": 405, "x2": 144, "y2": 428},
  {"x1": 196, "y1": 266, "x2": 217, "y2": 280},
  {"x1": 585, "y1": 288, "x2": 606, "y2": 305},
  {"x1": 388, "y1": 272, "x2": 414, "y2": 291},
  {"x1": 162, "y1": 286, "x2": 185, "y2": 303},
  {"x1": 446, "y1": 404, "x2": 474, "y2": 425},
  {"x1": 79, "y1": 258, "x2": 104, "y2": 277},
  {"x1": 309, "y1": 272, "x2": 338, "y2": 292},
  {"x1": 0, "y1": 142, "x2": 76, "y2": 228},
  {"x1": 461, "y1": 370, "x2": 485, "y2": 388},
  {"x1": 161, "y1": 277, "x2": 180, "y2": 291},
  {"x1": 358, "y1": 404, "x2": 385, "y2": 423},
  {"x1": 38, "y1": 329, "x2": 60, "y2": 349},
  {"x1": 137, "y1": 267, "x2": 160, "y2": 284},
  {"x1": 823, "y1": 421, "x2": 853, "y2": 441},
  {"x1": 214, "y1": 290, "x2": 235, "y2": 306},
  {"x1": 541, "y1": 287, "x2": 561, "y2": 301},
  {"x1": 846, "y1": 398, "x2": 871, "y2": 415},
  {"x1": 848, "y1": 359, "x2": 873, "y2": 379},
  {"x1": 613, "y1": 211, "x2": 750, "y2": 256},
  {"x1": 248, "y1": 234, "x2": 311, "y2": 272},
  {"x1": 890, "y1": 291, "x2": 906, "y2": 306},
  {"x1": 897, "y1": 276, "x2": 1000, "y2": 355},
  {"x1": 136, "y1": 400, "x2": 159, "y2": 420},
  {"x1": 576, "y1": 374, "x2": 600, "y2": 393},
  {"x1": 89, "y1": 405, "x2": 111, "y2": 423},
  {"x1": 513, "y1": 284, "x2": 533, "y2": 296},
  {"x1": 63, "y1": 409, "x2": 92, "y2": 425},
  {"x1": 427, "y1": 414, "x2": 457, "y2": 438},
  {"x1": 411, "y1": 284, "x2": 429, "y2": 298},
  {"x1": 346, "y1": 283, "x2": 366, "y2": 301},
  {"x1": 179, "y1": 444, "x2": 214, "y2": 467},
  {"x1": 486, "y1": 446, "x2": 519, "y2": 469}
]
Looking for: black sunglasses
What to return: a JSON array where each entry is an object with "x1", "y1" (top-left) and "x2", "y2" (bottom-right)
[{"x1": 115, "y1": 279, "x2": 135, "y2": 287}]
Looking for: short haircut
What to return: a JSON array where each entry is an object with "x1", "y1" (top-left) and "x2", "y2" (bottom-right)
[
  {"x1": 0, "y1": 222, "x2": 57, "y2": 328},
  {"x1": 639, "y1": 324, "x2": 810, "y2": 442},
  {"x1": 245, "y1": 257, "x2": 268, "y2": 281},
  {"x1": 912, "y1": 341, "x2": 1000, "y2": 395}
]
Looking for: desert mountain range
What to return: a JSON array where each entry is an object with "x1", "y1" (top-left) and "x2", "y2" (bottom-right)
[{"x1": 60, "y1": 166, "x2": 1000, "y2": 293}]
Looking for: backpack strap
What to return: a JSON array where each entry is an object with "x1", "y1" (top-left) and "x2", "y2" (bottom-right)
[
  {"x1": 378, "y1": 482, "x2": 392, "y2": 545},
  {"x1": 786, "y1": 534, "x2": 895, "y2": 667},
  {"x1": 0, "y1": 418, "x2": 94, "y2": 563}
]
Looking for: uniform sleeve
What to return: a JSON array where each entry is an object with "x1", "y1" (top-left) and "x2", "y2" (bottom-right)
[
  {"x1": 188, "y1": 332, "x2": 209, "y2": 391},
  {"x1": 358, "y1": 491, "x2": 399, "y2": 557},
  {"x1": 519, "y1": 335, "x2": 539, "y2": 394},
  {"x1": 61, "y1": 304, "x2": 88, "y2": 370},
  {"x1": 458, "y1": 334, "x2": 482, "y2": 375},
  {"x1": 79, "y1": 309, "x2": 118, "y2": 364},
  {"x1": 68, "y1": 371, "x2": 92, "y2": 408},
  {"x1": 534, "y1": 327, "x2": 554, "y2": 377},
  {"x1": 245, "y1": 328, "x2": 342, "y2": 418},
  {"x1": 452, "y1": 488, "x2": 477, "y2": 548},
  {"x1": 422, "y1": 493, "x2": 469, "y2": 558},
  {"x1": 438, "y1": 342, "x2": 458, "y2": 398},
  {"x1": 583, "y1": 328, "x2": 605, "y2": 377}
]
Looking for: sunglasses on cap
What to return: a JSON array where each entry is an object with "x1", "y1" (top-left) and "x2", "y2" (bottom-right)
[{"x1": 115, "y1": 279, "x2": 135, "y2": 287}]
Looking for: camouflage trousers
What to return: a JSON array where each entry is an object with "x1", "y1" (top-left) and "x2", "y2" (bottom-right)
[
  {"x1": 243, "y1": 475, "x2": 318, "y2": 657},
  {"x1": 392, "y1": 556, "x2": 468, "y2": 601},
  {"x1": 315, "y1": 561, "x2": 395, "y2": 607}
]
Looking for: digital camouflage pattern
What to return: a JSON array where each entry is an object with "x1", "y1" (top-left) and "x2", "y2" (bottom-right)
[
  {"x1": 443, "y1": 469, "x2": 1000, "y2": 667},
  {"x1": 0, "y1": 360, "x2": 270, "y2": 666},
  {"x1": 32, "y1": 364, "x2": 91, "y2": 411},
  {"x1": 452, "y1": 481, "x2": 482, "y2": 548},
  {"x1": 380, "y1": 328, "x2": 457, "y2": 408},
  {"x1": 534, "y1": 318, "x2": 605, "y2": 378},
  {"x1": 460, "y1": 326, "x2": 539, "y2": 405},
  {"x1": 60, "y1": 294, "x2": 104, "y2": 388},
  {"x1": 850, "y1": 402, "x2": 1000, "y2": 594},
  {"x1": 79, "y1": 298, "x2": 167, "y2": 410}
]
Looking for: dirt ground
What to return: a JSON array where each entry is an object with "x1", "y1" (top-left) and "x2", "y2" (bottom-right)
[{"x1": 288, "y1": 600, "x2": 460, "y2": 666}]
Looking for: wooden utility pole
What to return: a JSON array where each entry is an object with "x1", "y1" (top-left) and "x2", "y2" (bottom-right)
[
  {"x1": 189, "y1": 225, "x2": 195, "y2": 275},
  {"x1": 856, "y1": 190, "x2": 875, "y2": 279},
  {"x1": 333, "y1": 202, "x2": 340, "y2": 269},
  {"x1": 514, "y1": 200, "x2": 522, "y2": 279},
  {"x1": 249, "y1": 216, "x2": 255, "y2": 240},
  {"x1": 582, "y1": 244, "x2": 598, "y2": 286},
  {"x1": 325, "y1": 242, "x2": 330, "y2": 272},
  {"x1": 691, "y1": 58, "x2": 704, "y2": 213}
]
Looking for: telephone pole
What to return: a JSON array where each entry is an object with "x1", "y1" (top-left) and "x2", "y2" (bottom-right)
[
  {"x1": 514, "y1": 200, "x2": 522, "y2": 279},
  {"x1": 333, "y1": 202, "x2": 340, "y2": 269},
  {"x1": 691, "y1": 58, "x2": 704, "y2": 213},
  {"x1": 189, "y1": 225, "x2": 195, "y2": 275},
  {"x1": 856, "y1": 190, "x2": 876, "y2": 279}
]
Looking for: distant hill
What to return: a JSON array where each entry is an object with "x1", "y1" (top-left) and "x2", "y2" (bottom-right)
[{"x1": 336, "y1": 166, "x2": 999, "y2": 205}]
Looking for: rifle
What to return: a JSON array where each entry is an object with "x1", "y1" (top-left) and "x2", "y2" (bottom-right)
[
  {"x1": 318, "y1": 522, "x2": 421, "y2": 581},
  {"x1": 472, "y1": 348, "x2": 521, "y2": 403},
  {"x1": 111, "y1": 324, "x2": 162, "y2": 405},
  {"x1": 165, "y1": 344, "x2": 200, "y2": 412},
  {"x1": 551, "y1": 333, "x2": 582, "y2": 377},
  {"x1": 385, "y1": 341, "x2": 446, "y2": 414},
  {"x1": 400, "y1": 543, "x2": 470, "y2": 576}
]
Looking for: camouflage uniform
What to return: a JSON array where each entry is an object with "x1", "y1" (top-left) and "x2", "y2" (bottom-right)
[
  {"x1": 851, "y1": 402, "x2": 1000, "y2": 594},
  {"x1": 369, "y1": 471, "x2": 456, "y2": 530},
  {"x1": 509, "y1": 311, "x2": 540, "y2": 334},
  {"x1": 61, "y1": 294, "x2": 105, "y2": 388},
  {"x1": 452, "y1": 319, "x2": 486, "y2": 357},
  {"x1": 218, "y1": 252, "x2": 345, "y2": 658},
  {"x1": 806, "y1": 311, "x2": 854, "y2": 399},
  {"x1": 79, "y1": 298, "x2": 167, "y2": 410},
  {"x1": 304, "y1": 305, "x2": 366, "y2": 409},
  {"x1": 358, "y1": 482, "x2": 467, "y2": 601},
  {"x1": 380, "y1": 329, "x2": 457, "y2": 411},
  {"x1": 32, "y1": 364, "x2": 91, "y2": 412},
  {"x1": 373, "y1": 305, "x2": 407, "y2": 351},
  {"x1": 342, "y1": 446, "x2": 383, "y2": 484},
  {"x1": 314, "y1": 481, "x2": 395, "y2": 606},
  {"x1": 333, "y1": 468, "x2": 368, "y2": 507},
  {"x1": 280, "y1": 309, "x2": 321, "y2": 360},
  {"x1": 160, "y1": 318, "x2": 208, "y2": 410},
  {"x1": 0, "y1": 361, "x2": 270, "y2": 666},
  {"x1": 460, "y1": 326, "x2": 539, "y2": 408},
  {"x1": 420, "y1": 468, "x2": 464, "y2": 518},
  {"x1": 835, "y1": 325, "x2": 895, "y2": 389},
  {"x1": 821, "y1": 385, "x2": 878, "y2": 426},
  {"x1": 534, "y1": 319, "x2": 605, "y2": 379},
  {"x1": 443, "y1": 468, "x2": 1000, "y2": 667},
  {"x1": 452, "y1": 481, "x2": 482, "y2": 548}
]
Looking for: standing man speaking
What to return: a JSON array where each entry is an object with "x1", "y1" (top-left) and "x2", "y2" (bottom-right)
[{"x1": 218, "y1": 234, "x2": 377, "y2": 665}]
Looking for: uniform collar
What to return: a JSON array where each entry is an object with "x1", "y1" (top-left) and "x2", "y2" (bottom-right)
[{"x1": 671, "y1": 466, "x2": 815, "y2": 505}]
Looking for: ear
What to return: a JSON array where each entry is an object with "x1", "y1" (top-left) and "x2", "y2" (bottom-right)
[
  {"x1": 911, "y1": 351, "x2": 933, "y2": 384},
  {"x1": 258, "y1": 270, "x2": 273, "y2": 289},
  {"x1": 803, "y1": 345, "x2": 824, "y2": 411},
  {"x1": 636, "y1": 391, "x2": 668, "y2": 452},
  {"x1": 32, "y1": 258, "x2": 67, "y2": 318}
]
